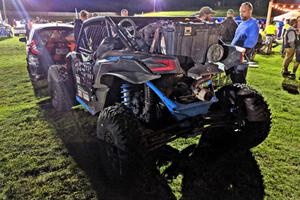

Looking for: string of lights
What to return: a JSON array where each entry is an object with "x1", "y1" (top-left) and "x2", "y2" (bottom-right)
[{"x1": 272, "y1": 3, "x2": 300, "y2": 12}]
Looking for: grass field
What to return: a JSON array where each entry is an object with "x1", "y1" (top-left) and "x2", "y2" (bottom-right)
[
  {"x1": 0, "y1": 37, "x2": 299, "y2": 200},
  {"x1": 137, "y1": 10, "x2": 265, "y2": 18}
]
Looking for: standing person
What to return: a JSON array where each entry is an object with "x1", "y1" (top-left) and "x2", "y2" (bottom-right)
[
  {"x1": 291, "y1": 16, "x2": 300, "y2": 80},
  {"x1": 74, "y1": 10, "x2": 89, "y2": 42},
  {"x1": 231, "y1": 2, "x2": 259, "y2": 83},
  {"x1": 282, "y1": 18, "x2": 298, "y2": 77},
  {"x1": 281, "y1": 19, "x2": 290, "y2": 55},
  {"x1": 13, "y1": 19, "x2": 17, "y2": 27},
  {"x1": 195, "y1": 7, "x2": 215, "y2": 22},
  {"x1": 282, "y1": 19, "x2": 290, "y2": 38},
  {"x1": 264, "y1": 20, "x2": 279, "y2": 54},
  {"x1": 25, "y1": 19, "x2": 31, "y2": 39},
  {"x1": 231, "y1": 2, "x2": 259, "y2": 59},
  {"x1": 25, "y1": 18, "x2": 34, "y2": 39},
  {"x1": 220, "y1": 9, "x2": 238, "y2": 43},
  {"x1": 121, "y1": 9, "x2": 129, "y2": 17},
  {"x1": 259, "y1": 21, "x2": 266, "y2": 31}
]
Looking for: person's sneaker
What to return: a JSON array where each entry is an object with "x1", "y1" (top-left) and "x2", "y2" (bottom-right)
[
  {"x1": 248, "y1": 61, "x2": 259, "y2": 68},
  {"x1": 282, "y1": 71, "x2": 291, "y2": 77},
  {"x1": 289, "y1": 73, "x2": 296, "y2": 80}
]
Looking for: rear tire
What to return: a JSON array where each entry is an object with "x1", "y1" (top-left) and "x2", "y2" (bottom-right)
[
  {"x1": 201, "y1": 84, "x2": 271, "y2": 150},
  {"x1": 97, "y1": 104, "x2": 146, "y2": 178},
  {"x1": 48, "y1": 65, "x2": 75, "y2": 111}
]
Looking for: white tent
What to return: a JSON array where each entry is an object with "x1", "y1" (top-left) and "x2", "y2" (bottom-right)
[{"x1": 274, "y1": 10, "x2": 300, "y2": 21}]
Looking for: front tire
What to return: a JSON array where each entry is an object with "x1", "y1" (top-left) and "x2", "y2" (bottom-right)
[{"x1": 202, "y1": 84, "x2": 271, "y2": 150}]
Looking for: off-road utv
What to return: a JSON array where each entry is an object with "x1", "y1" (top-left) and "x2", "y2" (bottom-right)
[{"x1": 48, "y1": 16, "x2": 271, "y2": 176}]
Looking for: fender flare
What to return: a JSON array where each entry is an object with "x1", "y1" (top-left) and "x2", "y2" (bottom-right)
[{"x1": 93, "y1": 59, "x2": 161, "y2": 88}]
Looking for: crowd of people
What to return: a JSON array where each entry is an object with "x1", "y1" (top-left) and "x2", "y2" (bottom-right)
[
  {"x1": 196, "y1": 2, "x2": 259, "y2": 67},
  {"x1": 196, "y1": 3, "x2": 300, "y2": 80},
  {"x1": 26, "y1": 2, "x2": 300, "y2": 81},
  {"x1": 73, "y1": 3, "x2": 300, "y2": 81}
]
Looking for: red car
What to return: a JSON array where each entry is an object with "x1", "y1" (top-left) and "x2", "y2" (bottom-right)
[{"x1": 19, "y1": 23, "x2": 75, "y2": 97}]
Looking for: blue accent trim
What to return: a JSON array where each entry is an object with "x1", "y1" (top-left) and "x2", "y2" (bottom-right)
[
  {"x1": 76, "y1": 96, "x2": 96, "y2": 115},
  {"x1": 146, "y1": 81, "x2": 216, "y2": 121},
  {"x1": 106, "y1": 56, "x2": 134, "y2": 62},
  {"x1": 174, "y1": 101, "x2": 213, "y2": 121},
  {"x1": 146, "y1": 81, "x2": 177, "y2": 113},
  {"x1": 106, "y1": 56, "x2": 120, "y2": 62}
]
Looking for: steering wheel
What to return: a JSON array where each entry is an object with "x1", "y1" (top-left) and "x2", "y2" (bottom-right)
[{"x1": 118, "y1": 18, "x2": 137, "y2": 38}]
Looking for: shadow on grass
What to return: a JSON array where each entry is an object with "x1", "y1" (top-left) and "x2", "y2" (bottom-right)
[
  {"x1": 0, "y1": 37, "x2": 11, "y2": 42},
  {"x1": 180, "y1": 146, "x2": 265, "y2": 200},
  {"x1": 282, "y1": 78, "x2": 300, "y2": 94},
  {"x1": 37, "y1": 99, "x2": 174, "y2": 200},
  {"x1": 37, "y1": 99, "x2": 264, "y2": 200}
]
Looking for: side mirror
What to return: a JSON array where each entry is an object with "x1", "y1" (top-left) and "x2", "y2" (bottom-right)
[{"x1": 19, "y1": 37, "x2": 27, "y2": 43}]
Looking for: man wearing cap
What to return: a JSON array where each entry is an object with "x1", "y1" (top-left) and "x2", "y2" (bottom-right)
[
  {"x1": 196, "y1": 6, "x2": 215, "y2": 22},
  {"x1": 231, "y1": 2, "x2": 259, "y2": 59},
  {"x1": 220, "y1": 9, "x2": 238, "y2": 43}
]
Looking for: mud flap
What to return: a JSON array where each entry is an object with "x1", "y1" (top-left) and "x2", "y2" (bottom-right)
[{"x1": 236, "y1": 85, "x2": 269, "y2": 122}]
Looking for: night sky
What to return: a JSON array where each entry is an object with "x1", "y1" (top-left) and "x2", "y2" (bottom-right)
[
  {"x1": 4, "y1": 0, "x2": 166, "y2": 13},
  {"x1": 2, "y1": 0, "x2": 300, "y2": 13}
]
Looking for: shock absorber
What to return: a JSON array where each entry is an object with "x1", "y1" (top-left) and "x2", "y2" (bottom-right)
[
  {"x1": 142, "y1": 85, "x2": 157, "y2": 123},
  {"x1": 121, "y1": 84, "x2": 131, "y2": 107}
]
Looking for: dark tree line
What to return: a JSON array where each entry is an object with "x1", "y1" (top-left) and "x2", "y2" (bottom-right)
[{"x1": 144, "y1": 0, "x2": 270, "y2": 16}]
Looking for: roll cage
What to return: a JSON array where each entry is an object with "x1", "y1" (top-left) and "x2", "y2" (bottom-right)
[{"x1": 75, "y1": 16, "x2": 195, "y2": 56}]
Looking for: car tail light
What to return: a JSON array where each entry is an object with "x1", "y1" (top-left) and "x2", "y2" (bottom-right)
[
  {"x1": 150, "y1": 59, "x2": 177, "y2": 72},
  {"x1": 29, "y1": 40, "x2": 40, "y2": 55}
]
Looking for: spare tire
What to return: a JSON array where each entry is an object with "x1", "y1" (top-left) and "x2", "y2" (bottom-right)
[{"x1": 201, "y1": 84, "x2": 271, "y2": 150}]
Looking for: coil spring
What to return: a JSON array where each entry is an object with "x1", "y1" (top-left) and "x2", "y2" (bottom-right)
[{"x1": 121, "y1": 84, "x2": 131, "y2": 107}]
